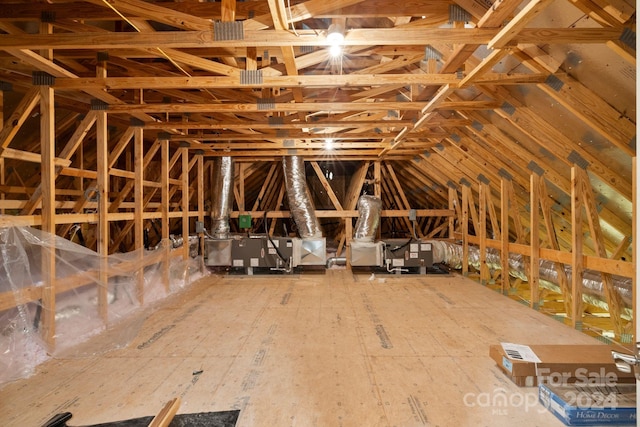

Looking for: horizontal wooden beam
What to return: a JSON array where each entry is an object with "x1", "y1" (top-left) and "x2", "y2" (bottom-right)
[
  {"x1": 0, "y1": 0, "x2": 449, "y2": 21},
  {"x1": 1, "y1": 147, "x2": 72, "y2": 168},
  {"x1": 142, "y1": 119, "x2": 421, "y2": 130},
  {"x1": 171, "y1": 133, "x2": 423, "y2": 142},
  {"x1": 466, "y1": 235, "x2": 634, "y2": 278},
  {"x1": 106, "y1": 100, "x2": 501, "y2": 114},
  {"x1": 230, "y1": 209, "x2": 454, "y2": 218},
  {"x1": 0, "y1": 28, "x2": 621, "y2": 50},
  {"x1": 52, "y1": 73, "x2": 551, "y2": 90}
]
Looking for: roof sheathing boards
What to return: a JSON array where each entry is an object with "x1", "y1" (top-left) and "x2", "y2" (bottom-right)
[
  {"x1": 554, "y1": 45, "x2": 635, "y2": 119},
  {"x1": 526, "y1": 0, "x2": 636, "y2": 119},
  {"x1": 524, "y1": 86, "x2": 632, "y2": 177}
]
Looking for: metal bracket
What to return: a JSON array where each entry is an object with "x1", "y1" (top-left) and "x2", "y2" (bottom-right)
[
  {"x1": 90, "y1": 99, "x2": 109, "y2": 111},
  {"x1": 213, "y1": 21, "x2": 244, "y2": 41},
  {"x1": 32, "y1": 71, "x2": 55, "y2": 86},
  {"x1": 498, "y1": 168, "x2": 513, "y2": 181}
]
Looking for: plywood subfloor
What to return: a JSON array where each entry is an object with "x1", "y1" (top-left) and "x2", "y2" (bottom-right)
[{"x1": 0, "y1": 270, "x2": 608, "y2": 426}]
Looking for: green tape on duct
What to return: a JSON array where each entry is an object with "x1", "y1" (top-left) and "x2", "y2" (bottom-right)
[{"x1": 239, "y1": 214, "x2": 252, "y2": 229}]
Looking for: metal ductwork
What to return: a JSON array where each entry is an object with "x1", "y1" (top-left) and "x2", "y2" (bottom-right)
[
  {"x1": 282, "y1": 156, "x2": 322, "y2": 238},
  {"x1": 210, "y1": 156, "x2": 234, "y2": 239},
  {"x1": 353, "y1": 195, "x2": 382, "y2": 242},
  {"x1": 429, "y1": 240, "x2": 632, "y2": 313}
]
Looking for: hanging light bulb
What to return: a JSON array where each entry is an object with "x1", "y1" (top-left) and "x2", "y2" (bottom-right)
[
  {"x1": 327, "y1": 24, "x2": 344, "y2": 44},
  {"x1": 329, "y1": 44, "x2": 342, "y2": 57},
  {"x1": 326, "y1": 24, "x2": 344, "y2": 57}
]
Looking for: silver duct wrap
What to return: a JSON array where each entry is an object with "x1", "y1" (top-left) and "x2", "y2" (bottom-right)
[
  {"x1": 210, "y1": 156, "x2": 234, "y2": 239},
  {"x1": 353, "y1": 195, "x2": 382, "y2": 242},
  {"x1": 282, "y1": 156, "x2": 322, "y2": 238},
  {"x1": 429, "y1": 240, "x2": 633, "y2": 313}
]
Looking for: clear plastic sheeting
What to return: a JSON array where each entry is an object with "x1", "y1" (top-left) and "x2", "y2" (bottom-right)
[
  {"x1": 353, "y1": 195, "x2": 382, "y2": 242},
  {"x1": 429, "y1": 240, "x2": 632, "y2": 312},
  {"x1": 0, "y1": 226, "x2": 208, "y2": 387},
  {"x1": 210, "y1": 156, "x2": 234, "y2": 238},
  {"x1": 164, "y1": 234, "x2": 200, "y2": 258},
  {"x1": 282, "y1": 156, "x2": 322, "y2": 238}
]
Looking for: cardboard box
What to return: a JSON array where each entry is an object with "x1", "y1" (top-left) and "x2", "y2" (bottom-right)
[
  {"x1": 489, "y1": 344, "x2": 635, "y2": 387},
  {"x1": 539, "y1": 382, "x2": 636, "y2": 425}
]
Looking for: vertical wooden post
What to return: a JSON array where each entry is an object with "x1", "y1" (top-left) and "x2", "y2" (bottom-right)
[
  {"x1": 448, "y1": 186, "x2": 456, "y2": 239},
  {"x1": 0, "y1": 88, "x2": 4, "y2": 216},
  {"x1": 529, "y1": 173, "x2": 540, "y2": 310},
  {"x1": 197, "y1": 155, "x2": 205, "y2": 259},
  {"x1": 539, "y1": 179, "x2": 572, "y2": 317},
  {"x1": 96, "y1": 109, "x2": 109, "y2": 323},
  {"x1": 181, "y1": 148, "x2": 190, "y2": 262},
  {"x1": 269, "y1": 184, "x2": 286, "y2": 235},
  {"x1": 478, "y1": 182, "x2": 488, "y2": 284},
  {"x1": 578, "y1": 167, "x2": 625, "y2": 337},
  {"x1": 161, "y1": 138, "x2": 170, "y2": 292},
  {"x1": 221, "y1": 0, "x2": 236, "y2": 20},
  {"x1": 40, "y1": 80, "x2": 56, "y2": 350},
  {"x1": 461, "y1": 184, "x2": 469, "y2": 276},
  {"x1": 38, "y1": 20, "x2": 57, "y2": 349},
  {"x1": 134, "y1": 126, "x2": 144, "y2": 304},
  {"x1": 571, "y1": 167, "x2": 583, "y2": 330},
  {"x1": 374, "y1": 161, "x2": 381, "y2": 241},
  {"x1": 345, "y1": 216, "x2": 352, "y2": 269},
  {"x1": 374, "y1": 161, "x2": 381, "y2": 197},
  {"x1": 124, "y1": 148, "x2": 133, "y2": 249},
  {"x1": 238, "y1": 162, "x2": 245, "y2": 212},
  {"x1": 96, "y1": 53, "x2": 109, "y2": 323},
  {"x1": 500, "y1": 178, "x2": 510, "y2": 295},
  {"x1": 633, "y1": 157, "x2": 637, "y2": 344}
]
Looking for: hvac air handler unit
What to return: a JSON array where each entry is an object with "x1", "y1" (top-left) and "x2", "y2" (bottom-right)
[
  {"x1": 348, "y1": 195, "x2": 433, "y2": 274},
  {"x1": 204, "y1": 156, "x2": 326, "y2": 273}
]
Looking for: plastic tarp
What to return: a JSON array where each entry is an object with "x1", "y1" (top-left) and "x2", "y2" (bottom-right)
[{"x1": 0, "y1": 225, "x2": 207, "y2": 387}]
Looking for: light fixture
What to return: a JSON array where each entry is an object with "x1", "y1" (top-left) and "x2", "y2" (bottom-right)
[
  {"x1": 327, "y1": 24, "x2": 344, "y2": 44},
  {"x1": 329, "y1": 44, "x2": 342, "y2": 57},
  {"x1": 326, "y1": 24, "x2": 344, "y2": 57},
  {"x1": 325, "y1": 138, "x2": 334, "y2": 150}
]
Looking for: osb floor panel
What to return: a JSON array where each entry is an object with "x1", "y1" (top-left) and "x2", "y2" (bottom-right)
[{"x1": 0, "y1": 270, "x2": 603, "y2": 427}]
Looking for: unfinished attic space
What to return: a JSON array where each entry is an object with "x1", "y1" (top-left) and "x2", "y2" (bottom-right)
[{"x1": 0, "y1": 0, "x2": 637, "y2": 425}]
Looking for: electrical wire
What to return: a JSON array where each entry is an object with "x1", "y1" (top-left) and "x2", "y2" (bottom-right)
[
  {"x1": 285, "y1": 0, "x2": 300, "y2": 37},
  {"x1": 263, "y1": 211, "x2": 289, "y2": 266}
]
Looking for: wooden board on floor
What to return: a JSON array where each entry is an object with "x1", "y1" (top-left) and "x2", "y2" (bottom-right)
[{"x1": 0, "y1": 270, "x2": 620, "y2": 427}]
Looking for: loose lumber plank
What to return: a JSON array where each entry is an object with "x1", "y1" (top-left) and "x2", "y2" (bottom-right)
[{"x1": 148, "y1": 397, "x2": 181, "y2": 427}]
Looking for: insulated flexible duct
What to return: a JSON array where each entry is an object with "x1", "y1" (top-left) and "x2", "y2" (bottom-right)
[
  {"x1": 282, "y1": 156, "x2": 322, "y2": 238},
  {"x1": 210, "y1": 156, "x2": 234, "y2": 238},
  {"x1": 353, "y1": 195, "x2": 382, "y2": 242},
  {"x1": 428, "y1": 240, "x2": 632, "y2": 311}
]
